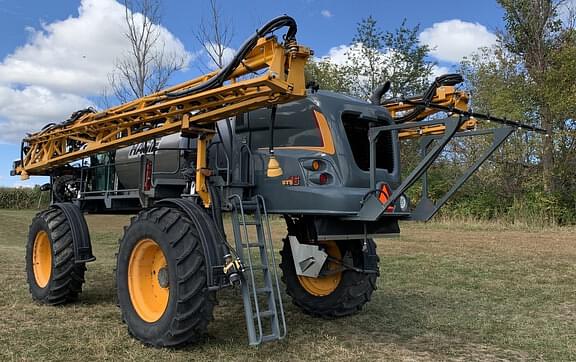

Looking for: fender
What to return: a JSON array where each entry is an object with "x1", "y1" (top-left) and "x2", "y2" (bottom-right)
[
  {"x1": 51, "y1": 203, "x2": 96, "y2": 263},
  {"x1": 156, "y1": 198, "x2": 229, "y2": 287}
]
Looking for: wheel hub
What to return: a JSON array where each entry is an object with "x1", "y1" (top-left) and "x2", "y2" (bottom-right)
[
  {"x1": 157, "y1": 266, "x2": 169, "y2": 288},
  {"x1": 128, "y1": 238, "x2": 170, "y2": 323},
  {"x1": 297, "y1": 241, "x2": 342, "y2": 297}
]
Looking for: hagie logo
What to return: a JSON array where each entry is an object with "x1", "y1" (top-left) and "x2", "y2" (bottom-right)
[{"x1": 128, "y1": 139, "x2": 157, "y2": 158}]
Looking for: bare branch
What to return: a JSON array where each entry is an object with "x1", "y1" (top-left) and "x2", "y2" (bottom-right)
[
  {"x1": 194, "y1": 0, "x2": 234, "y2": 70},
  {"x1": 108, "y1": 0, "x2": 187, "y2": 102}
]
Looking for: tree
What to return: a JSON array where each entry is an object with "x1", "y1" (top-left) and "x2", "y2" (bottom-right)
[
  {"x1": 194, "y1": 0, "x2": 234, "y2": 70},
  {"x1": 497, "y1": 0, "x2": 565, "y2": 192},
  {"x1": 460, "y1": 47, "x2": 539, "y2": 199},
  {"x1": 109, "y1": 0, "x2": 187, "y2": 102},
  {"x1": 454, "y1": 0, "x2": 576, "y2": 224},
  {"x1": 304, "y1": 60, "x2": 352, "y2": 94},
  {"x1": 345, "y1": 17, "x2": 433, "y2": 99},
  {"x1": 303, "y1": 17, "x2": 433, "y2": 100}
]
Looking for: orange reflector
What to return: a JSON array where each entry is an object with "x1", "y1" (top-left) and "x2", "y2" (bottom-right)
[
  {"x1": 378, "y1": 183, "x2": 395, "y2": 212},
  {"x1": 144, "y1": 159, "x2": 153, "y2": 191}
]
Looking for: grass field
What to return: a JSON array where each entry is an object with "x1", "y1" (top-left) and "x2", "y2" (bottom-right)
[{"x1": 0, "y1": 209, "x2": 575, "y2": 361}]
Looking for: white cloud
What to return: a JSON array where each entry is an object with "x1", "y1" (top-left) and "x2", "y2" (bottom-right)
[
  {"x1": 0, "y1": 0, "x2": 192, "y2": 143},
  {"x1": 0, "y1": 86, "x2": 92, "y2": 143},
  {"x1": 200, "y1": 42, "x2": 236, "y2": 69},
  {"x1": 320, "y1": 10, "x2": 333, "y2": 18},
  {"x1": 419, "y1": 19, "x2": 497, "y2": 63},
  {"x1": 318, "y1": 44, "x2": 352, "y2": 65},
  {"x1": 319, "y1": 43, "x2": 396, "y2": 67},
  {"x1": 430, "y1": 65, "x2": 453, "y2": 81}
]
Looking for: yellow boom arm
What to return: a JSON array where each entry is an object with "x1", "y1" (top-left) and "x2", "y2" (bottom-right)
[
  {"x1": 16, "y1": 36, "x2": 310, "y2": 180},
  {"x1": 382, "y1": 85, "x2": 478, "y2": 140}
]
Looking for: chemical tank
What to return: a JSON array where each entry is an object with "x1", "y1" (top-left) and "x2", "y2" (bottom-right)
[{"x1": 114, "y1": 133, "x2": 194, "y2": 189}]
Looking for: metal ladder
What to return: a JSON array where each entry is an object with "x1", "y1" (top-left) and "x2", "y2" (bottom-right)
[{"x1": 229, "y1": 194, "x2": 287, "y2": 346}]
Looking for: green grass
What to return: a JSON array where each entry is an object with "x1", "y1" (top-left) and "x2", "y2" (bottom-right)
[{"x1": 1, "y1": 209, "x2": 575, "y2": 361}]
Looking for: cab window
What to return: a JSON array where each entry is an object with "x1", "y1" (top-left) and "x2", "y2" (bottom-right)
[{"x1": 236, "y1": 101, "x2": 322, "y2": 150}]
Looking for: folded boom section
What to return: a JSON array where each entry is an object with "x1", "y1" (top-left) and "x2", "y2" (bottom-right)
[{"x1": 16, "y1": 36, "x2": 310, "y2": 179}]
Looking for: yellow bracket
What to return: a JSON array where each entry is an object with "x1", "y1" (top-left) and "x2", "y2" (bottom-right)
[
  {"x1": 385, "y1": 86, "x2": 470, "y2": 123},
  {"x1": 398, "y1": 119, "x2": 478, "y2": 140},
  {"x1": 195, "y1": 134, "x2": 213, "y2": 208},
  {"x1": 383, "y1": 86, "x2": 478, "y2": 139}
]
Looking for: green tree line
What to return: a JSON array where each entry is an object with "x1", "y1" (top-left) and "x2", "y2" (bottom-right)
[
  {"x1": 0, "y1": 187, "x2": 49, "y2": 209},
  {"x1": 306, "y1": 0, "x2": 576, "y2": 225}
]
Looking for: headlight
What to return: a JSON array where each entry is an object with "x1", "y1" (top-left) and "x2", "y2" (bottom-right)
[{"x1": 399, "y1": 194, "x2": 409, "y2": 211}]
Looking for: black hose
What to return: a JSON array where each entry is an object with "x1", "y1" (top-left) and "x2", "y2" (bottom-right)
[
  {"x1": 166, "y1": 15, "x2": 297, "y2": 98},
  {"x1": 370, "y1": 81, "x2": 390, "y2": 105},
  {"x1": 38, "y1": 107, "x2": 96, "y2": 135},
  {"x1": 382, "y1": 73, "x2": 464, "y2": 124},
  {"x1": 268, "y1": 105, "x2": 277, "y2": 153}
]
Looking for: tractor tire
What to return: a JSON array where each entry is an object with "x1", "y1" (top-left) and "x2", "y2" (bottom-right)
[
  {"x1": 279, "y1": 237, "x2": 379, "y2": 318},
  {"x1": 26, "y1": 208, "x2": 86, "y2": 305},
  {"x1": 116, "y1": 207, "x2": 213, "y2": 347}
]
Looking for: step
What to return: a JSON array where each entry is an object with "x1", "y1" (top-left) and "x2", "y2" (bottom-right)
[
  {"x1": 254, "y1": 310, "x2": 276, "y2": 319},
  {"x1": 262, "y1": 334, "x2": 280, "y2": 343},
  {"x1": 241, "y1": 242, "x2": 264, "y2": 248},
  {"x1": 238, "y1": 205, "x2": 259, "y2": 212},
  {"x1": 242, "y1": 221, "x2": 261, "y2": 226},
  {"x1": 255, "y1": 287, "x2": 271, "y2": 294},
  {"x1": 244, "y1": 265, "x2": 269, "y2": 272}
]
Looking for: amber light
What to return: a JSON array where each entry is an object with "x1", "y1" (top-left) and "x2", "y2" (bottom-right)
[
  {"x1": 312, "y1": 160, "x2": 321, "y2": 171},
  {"x1": 303, "y1": 159, "x2": 324, "y2": 171}
]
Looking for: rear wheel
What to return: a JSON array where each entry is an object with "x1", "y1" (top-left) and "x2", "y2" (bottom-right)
[
  {"x1": 26, "y1": 208, "x2": 86, "y2": 304},
  {"x1": 280, "y1": 237, "x2": 379, "y2": 317},
  {"x1": 296, "y1": 240, "x2": 343, "y2": 297},
  {"x1": 116, "y1": 207, "x2": 213, "y2": 347}
]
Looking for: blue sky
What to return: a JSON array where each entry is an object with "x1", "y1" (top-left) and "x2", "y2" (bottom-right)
[{"x1": 0, "y1": 0, "x2": 506, "y2": 187}]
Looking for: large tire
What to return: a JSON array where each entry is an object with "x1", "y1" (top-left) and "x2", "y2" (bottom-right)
[
  {"x1": 26, "y1": 208, "x2": 86, "y2": 305},
  {"x1": 280, "y1": 237, "x2": 379, "y2": 317},
  {"x1": 116, "y1": 207, "x2": 213, "y2": 347}
]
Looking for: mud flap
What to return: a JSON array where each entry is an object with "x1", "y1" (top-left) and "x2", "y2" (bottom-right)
[
  {"x1": 51, "y1": 203, "x2": 96, "y2": 263},
  {"x1": 156, "y1": 198, "x2": 229, "y2": 287}
]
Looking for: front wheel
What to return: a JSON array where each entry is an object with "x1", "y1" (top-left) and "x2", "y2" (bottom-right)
[
  {"x1": 26, "y1": 208, "x2": 86, "y2": 305},
  {"x1": 279, "y1": 237, "x2": 379, "y2": 317},
  {"x1": 116, "y1": 207, "x2": 213, "y2": 347}
]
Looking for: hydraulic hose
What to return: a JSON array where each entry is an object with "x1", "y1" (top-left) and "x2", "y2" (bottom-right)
[
  {"x1": 166, "y1": 15, "x2": 298, "y2": 98},
  {"x1": 381, "y1": 73, "x2": 464, "y2": 124}
]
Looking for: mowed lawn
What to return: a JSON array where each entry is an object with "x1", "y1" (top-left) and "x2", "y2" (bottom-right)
[{"x1": 0, "y1": 209, "x2": 575, "y2": 361}]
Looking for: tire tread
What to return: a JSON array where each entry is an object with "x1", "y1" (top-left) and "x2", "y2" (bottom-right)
[
  {"x1": 26, "y1": 208, "x2": 86, "y2": 305},
  {"x1": 117, "y1": 206, "x2": 213, "y2": 347}
]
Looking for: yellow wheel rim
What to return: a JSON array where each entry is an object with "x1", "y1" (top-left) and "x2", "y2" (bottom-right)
[
  {"x1": 32, "y1": 230, "x2": 52, "y2": 288},
  {"x1": 128, "y1": 239, "x2": 170, "y2": 323},
  {"x1": 298, "y1": 241, "x2": 342, "y2": 296}
]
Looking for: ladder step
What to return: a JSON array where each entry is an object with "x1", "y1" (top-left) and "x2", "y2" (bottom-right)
[
  {"x1": 242, "y1": 242, "x2": 263, "y2": 248},
  {"x1": 255, "y1": 287, "x2": 271, "y2": 294},
  {"x1": 245, "y1": 265, "x2": 268, "y2": 272},
  {"x1": 255, "y1": 310, "x2": 275, "y2": 319},
  {"x1": 262, "y1": 334, "x2": 280, "y2": 343},
  {"x1": 239, "y1": 204, "x2": 258, "y2": 211},
  {"x1": 243, "y1": 221, "x2": 261, "y2": 226}
]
